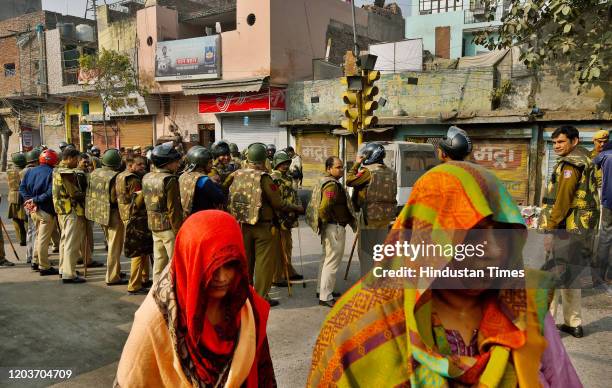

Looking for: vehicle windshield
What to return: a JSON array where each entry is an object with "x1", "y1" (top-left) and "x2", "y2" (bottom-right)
[{"x1": 400, "y1": 150, "x2": 438, "y2": 186}]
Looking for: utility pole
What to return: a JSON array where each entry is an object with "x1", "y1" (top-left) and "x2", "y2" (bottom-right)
[
  {"x1": 85, "y1": 0, "x2": 103, "y2": 42},
  {"x1": 350, "y1": 0, "x2": 359, "y2": 58}
]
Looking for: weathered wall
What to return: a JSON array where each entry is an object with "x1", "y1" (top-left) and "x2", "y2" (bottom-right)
[
  {"x1": 0, "y1": 0, "x2": 41, "y2": 23},
  {"x1": 153, "y1": 95, "x2": 212, "y2": 139},
  {"x1": 97, "y1": 5, "x2": 138, "y2": 59},
  {"x1": 287, "y1": 69, "x2": 495, "y2": 121}
]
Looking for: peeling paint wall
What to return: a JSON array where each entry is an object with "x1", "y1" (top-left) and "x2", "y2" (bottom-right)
[{"x1": 287, "y1": 69, "x2": 494, "y2": 121}]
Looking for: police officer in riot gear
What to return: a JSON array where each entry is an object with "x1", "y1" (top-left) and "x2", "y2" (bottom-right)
[
  {"x1": 179, "y1": 146, "x2": 225, "y2": 216},
  {"x1": 347, "y1": 142, "x2": 397, "y2": 276}
]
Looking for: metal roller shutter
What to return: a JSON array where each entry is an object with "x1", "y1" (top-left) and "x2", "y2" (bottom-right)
[
  {"x1": 118, "y1": 119, "x2": 153, "y2": 148},
  {"x1": 221, "y1": 115, "x2": 278, "y2": 150}
]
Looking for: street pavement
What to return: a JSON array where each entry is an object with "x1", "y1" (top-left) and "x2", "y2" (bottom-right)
[{"x1": 0, "y1": 176, "x2": 610, "y2": 387}]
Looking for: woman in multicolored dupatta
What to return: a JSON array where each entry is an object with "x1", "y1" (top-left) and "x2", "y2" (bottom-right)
[
  {"x1": 308, "y1": 161, "x2": 581, "y2": 388},
  {"x1": 115, "y1": 210, "x2": 276, "y2": 388}
]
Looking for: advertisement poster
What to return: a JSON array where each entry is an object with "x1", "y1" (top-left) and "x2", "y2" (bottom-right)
[{"x1": 155, "y1": 36, "x2": 220, "y2": 81}]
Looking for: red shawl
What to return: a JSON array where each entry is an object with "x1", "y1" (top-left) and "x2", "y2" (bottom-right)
[{"x1": 169, "y1": 210, "x2": 274, "y2": 387}]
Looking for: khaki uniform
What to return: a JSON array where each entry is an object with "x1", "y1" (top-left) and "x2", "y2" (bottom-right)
[
  {"x1": 306, "y1": 174, "x2": 356, "y2": 302},
  {"x1": 86, "y1": 166, "x2": 124, "y2": 283},
  {"x1": 143, "y1": 167, "x2": 183, "y2": 282},
  {"x1": 540, "y1": 146, "x2": 600, "y2": 328},
  {"x1": 117, "y1": 170, "x2": 152, "y2": 292},
  {"x1": 53, "y1": 162, "x2": 87, "y2": 279},
  {"x1": 7, "y1": 167, "x2": 27, "y2": 244},
  {"x1": 229, "y1": 168, "x2": 301, "y2": 298},
  {"x1": 270, "y1": 169, "x2": 300, "y2": 283},
  {"x1": 347, "y1": 162, "x2": 397, "y2": 276}
]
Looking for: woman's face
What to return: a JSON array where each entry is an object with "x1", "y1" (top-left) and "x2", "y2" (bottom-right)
[{"x1": 207, "y1": 261, "x2": 238, "y2": 300}]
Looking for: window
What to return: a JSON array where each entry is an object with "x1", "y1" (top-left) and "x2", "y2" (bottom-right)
[
  {"x1": 4, "y1": 63, "x2": 15, "y2": 77},
  {"x1": 420, "y1": 0, "x2": 463, "y2": 15}
]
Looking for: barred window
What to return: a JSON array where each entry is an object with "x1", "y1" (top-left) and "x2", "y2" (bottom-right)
[
  {"x1": 420, "y1": 0, "x2": 463, "y2": 14},
  {"x1": 4, "y1": 63, "x2": 15, "y2": 77}
]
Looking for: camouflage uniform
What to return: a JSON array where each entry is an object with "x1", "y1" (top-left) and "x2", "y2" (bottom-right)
[
  {"x1": 116, "y1": 170, "x2": 152, "y2": 292},
  {"x1": 209, "y1": 159, "x2": 234, "y2": 191},
  {"x1": 347, "y1": 162, "x2": 398, "y2": 276},
  {"x1": 270, "y1": 169, "x2": 300, "y2": 283},
  {"x1": 53, "y1": 161, "x2": 87, "y2": 280},
  {"x1": 86, "y1": 166, "x2": 124, "y2": 284},
  {"x1": 306, "y1": 174, "x2": 356, "y2": 302},
  {"x1": 7, "y1": 165, "x2": 27, "y2": 244},
  {"x1": 229, "y1": 168, "x2": 301, "y2": 299},
  {"x1": 539, "y1": 146, "x2": 600, "y2": 329},
  {"x1": 230, "y1": 156, "x2": 243, "y2": 171},
  {"x1": 143, "y1": 167, "x2": 184, "y2": 281}
]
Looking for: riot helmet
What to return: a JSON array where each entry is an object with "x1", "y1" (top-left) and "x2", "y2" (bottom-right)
[
  {"x1": 247, "y1": 143, "x2": 268, "y2": 163},
  {"x1": 101, "y1": 148, "x2": 122, "y2": 170},
  {"x1": 439, "y1": 126, "x2": 472, "y2": 161},
  {"x1": 266, "y1": 144, "x2": 276, "y2": 160},
  {"x1": 58, "y1": 141, "x2": 69, "y2": 151},
  {"x1": 150, "y1": 141, "x2": 181, "y2": 168},
  {"x1": 359, "y1": 142, "x2": 386, "y2": 165},
  {"x1": 211, "y1": 140, "x2": 231, "y2": 158},
  {"x1": 229, "y1": 143, "x2": 239, "y2": 156},
  {"x1": 11, "y1": 152, "x2": 27, "y2": 168},
  {"x1": 25, "y1": 148, "x2": 41, "y2": 164},
  {"x1": 272, "y1": 150, "x2": 291, "y2": 169},
  {"x1": 90, "y1": 146, "x2": 101, "y2": 157},
  {"x1": 184, "y1": 146, "x2": 213, "y2": 173}
]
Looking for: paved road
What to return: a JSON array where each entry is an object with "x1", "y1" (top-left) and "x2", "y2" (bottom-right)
[{"x1": 0, "y1": 175, "x2": 610, "y2": 387}]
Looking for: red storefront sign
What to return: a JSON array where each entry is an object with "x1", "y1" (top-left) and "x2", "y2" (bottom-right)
[{"x1": 199, "y1": 87, "x2": 286, "y2": 113}]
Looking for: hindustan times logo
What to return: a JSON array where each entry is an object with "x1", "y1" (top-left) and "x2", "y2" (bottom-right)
[{"x1": 372, "y1": 241, "x2": 487, "y2": 262}]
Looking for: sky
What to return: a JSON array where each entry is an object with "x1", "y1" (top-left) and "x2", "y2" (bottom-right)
[{"x1": 41, "y1": 0, "x2": 411, "y2": 19}]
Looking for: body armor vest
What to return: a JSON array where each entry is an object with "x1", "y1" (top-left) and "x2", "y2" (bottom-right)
[
  {"x1": 116, "y1": 171, "x2": 141, "y2": 222},
  {"x1": 7, "y1": 168, "x2": 23, "y2": 205},
  {"x1": 540, "y1": 147, "x2": 599, "y2": 234},
  {"x1": 179, "y1": 171, "x2": 207, "y2": 217},
  {"x1": 363, "y1": 164, "x2": 398, "y2": 224},
  {"x1": 53, "y1": 167, "x2": 85, "y2": 216},
  {"x1": 271, "y1": 170, "x2": 299, "y2": 229},
  {"x1": 306, "y1": 176, "x2": 357, "y2": 235},
  {"x1": 229, "y1": 169, "x2": 267, "y2": 225},
  {"x1": 85, "y1": 167, "x2": 120, "y2": 226},
  {"x1": 143, "y1": 170, "x2": 174, "y2": 232}
]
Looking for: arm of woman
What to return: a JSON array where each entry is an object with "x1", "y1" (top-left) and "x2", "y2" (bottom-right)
[{"x1": 539, "y1": 314, "x2": 582, "y2": 387}]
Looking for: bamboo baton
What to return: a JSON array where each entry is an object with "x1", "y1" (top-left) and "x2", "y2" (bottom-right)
[
  {"x1": 0, "y1": 218, "x2": 21, "y2": 261},
  {"x1": 344, "y1": 227, "x2": 359, "y2": 280}
]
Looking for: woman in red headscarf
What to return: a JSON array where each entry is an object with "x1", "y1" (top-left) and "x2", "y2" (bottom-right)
[{"x1": 115, "y1": 210, "x2": 276, "y2": 388}]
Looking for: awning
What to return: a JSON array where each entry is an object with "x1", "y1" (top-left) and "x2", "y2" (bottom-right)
[
  {"x1": 332, "y1": 127, "x2": 394, "y2": 136},
  {"x1": 182, "y1": 76, "x2": 268, "y2": 95}
]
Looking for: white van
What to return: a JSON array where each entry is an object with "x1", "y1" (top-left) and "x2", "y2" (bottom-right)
[{"x1": 379, "y1": 141, "x2": 439, "y2": 210}]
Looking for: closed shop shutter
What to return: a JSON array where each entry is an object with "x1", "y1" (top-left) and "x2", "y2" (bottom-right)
[
  {"x1": 91, "y1": 124, "x2": 114, "y2": 152},
  {"x1": 221, "y1": 115, "x2": 278, "y2": 151},
  {"x1": 43, "y1": 126, "x2": 65, "y2": 150},
  {"x1": 118, "y1": 118, "x2": 153, "y2": 148},
  {"x1": 470, "y1": 139, "x2": 531, "y2": 206},
  {"x1": 296, "y1": 132, "x2": 339, "y2": 189}
]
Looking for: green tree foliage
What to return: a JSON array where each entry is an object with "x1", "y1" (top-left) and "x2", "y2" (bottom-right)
[
  {"x1": 474, "y1": 0, "x2": 611, "y2": 86},
  {"x1": 79, "y1": 49, "x2": 143, "y2": 147}
]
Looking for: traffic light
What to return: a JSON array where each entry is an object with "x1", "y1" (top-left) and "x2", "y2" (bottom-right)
[
  {"x1": 361, "y1": 69, "x2": 380, "y2": 129},
  {"x1": 341, "y1": 76, "x2": 363, "y2": 134}
]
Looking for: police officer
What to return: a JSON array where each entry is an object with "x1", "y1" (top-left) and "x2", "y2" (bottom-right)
[
  {"x1": 209, "y1": 140, "x2": 234, "y2": 189},
  {"x1": 591, "y1": 129, "x2": 609, "y2": 189},
  {"x1": 7, "y1": 152, "x2": 27, "y2": 246},
  {"x1": 22, "y1": 149, "x2": 40, "y2": 265},
  {"x1": 270, "y1": 150, "x2": 303, "y2": 287},
  {"x1": 540, "y1": 125, "x2": 600, "y2": 338},
  {"x1": 265, "y1": 144, "x2": 275, "y2": 172},
  {"x1": 229, "y1": 142, "x2": 242, "y2": 171},
  {"x1": 88, "y1": 146, "x2": 102, "y2": 170},
  {"x1": 116, "y1": 156, "x2": 153, "y2": 295},
  {"x1": 437, "y1": 126, "x2": 473, "y2": 162},
  {"x1": 229, "y1": 143, "x2": 304, "y2": 306},
  {"x1": 86, "y1": 148, "x2": 127, "y2": 285},
  {"x1": 143, "y1": 142, "x2": 184, "y2": 281},
  {"x1": 179, "y1": 146, "x2": 225, "y2": 217},
  {"x1": 347, "y1": 142, "x2": 397, "y2": 276},
  {"x1": 53, "y1": 147, "x2": 88, "y2": 283},
  {"x1": 306, "y1": 156, "x2": 357, "y2": 307}
]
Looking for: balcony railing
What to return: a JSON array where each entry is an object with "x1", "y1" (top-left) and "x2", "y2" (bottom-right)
[{"x1": 464, "y1": 2, "x2": 505, "y2": 24}]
